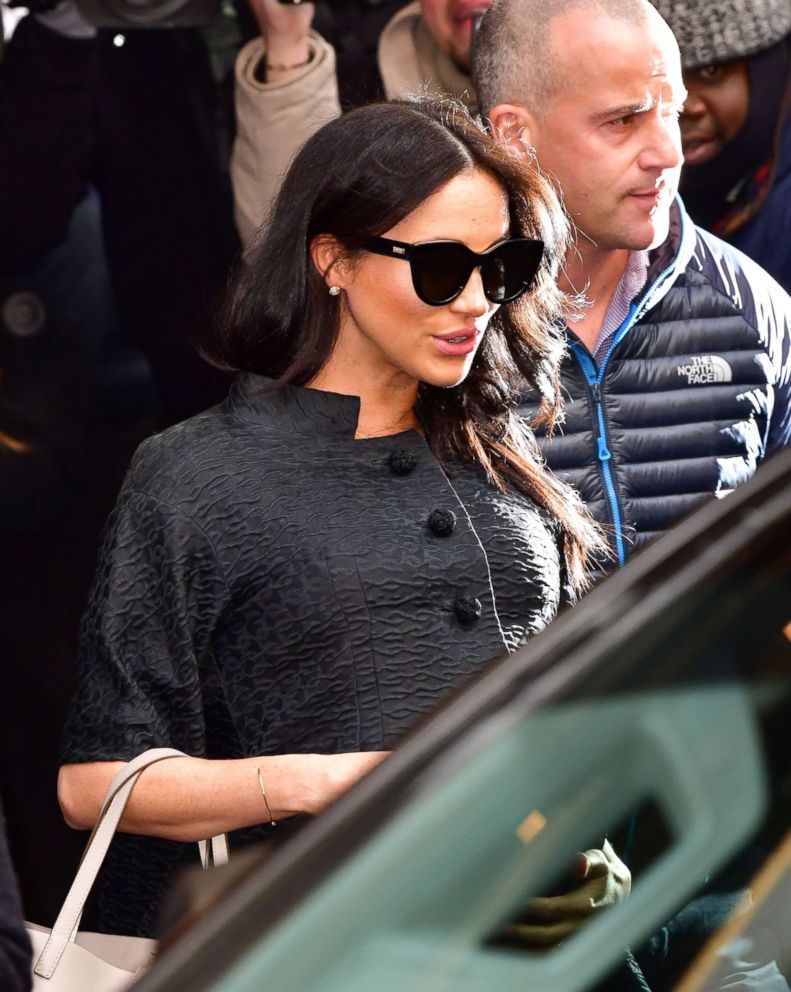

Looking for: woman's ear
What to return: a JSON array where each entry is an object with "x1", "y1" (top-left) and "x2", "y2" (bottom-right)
[{"x1": 309, "y1": 235, "x2": 350, "y2": 292}]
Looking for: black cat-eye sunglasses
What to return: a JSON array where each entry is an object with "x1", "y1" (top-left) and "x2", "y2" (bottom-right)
[{"x1": 361, "y1": 235, "x2": 545, "y2": 307}]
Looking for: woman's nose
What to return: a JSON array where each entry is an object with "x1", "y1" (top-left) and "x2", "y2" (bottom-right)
[{"x1": 450, "y1": 267, "x2": 489, "y2": 317}]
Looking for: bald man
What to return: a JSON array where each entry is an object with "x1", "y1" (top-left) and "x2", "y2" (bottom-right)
[{"x1": 475, "y1": 0, "x2": 791, "y2": 568}]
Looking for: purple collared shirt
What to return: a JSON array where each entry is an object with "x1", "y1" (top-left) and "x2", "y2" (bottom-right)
[{"x1": 591, "y1": 250, "x2": 650, "y2": 364}]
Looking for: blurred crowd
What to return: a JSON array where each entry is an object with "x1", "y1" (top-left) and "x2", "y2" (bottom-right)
[{"x1": 1, "y1": 0, "x2": 791, "y2": 988}]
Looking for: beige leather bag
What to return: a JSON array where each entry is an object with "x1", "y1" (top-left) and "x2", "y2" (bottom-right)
[{"x1": 27, "y1": 748, "x2": 229, "y2": 991}]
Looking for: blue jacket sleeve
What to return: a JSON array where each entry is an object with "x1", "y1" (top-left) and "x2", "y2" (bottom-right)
[
  {"x1": 696, "y1": 230, "x2": 791, "y2": 456},
  {"x1": 738, "y1": 257, "x2": 791, "y2": 455}
]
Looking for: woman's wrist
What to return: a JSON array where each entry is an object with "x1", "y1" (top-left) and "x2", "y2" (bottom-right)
[
  {"x1": 262, "y1": 37, "x2": 312, "y2": 82},
  {"x1": 252, "y1": 752, "x2": 389, "y2": 822},
  {"x1": 255, "y1": 753, "x2": 322, "y2": 818}
]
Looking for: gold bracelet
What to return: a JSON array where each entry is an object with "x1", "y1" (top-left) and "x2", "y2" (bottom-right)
[
  {"x1": 264, "y1": 53, "x2": 312, "y2": 72},
  {"x1": 256, "y1": 766, "x2": 276, "y2": 827}
]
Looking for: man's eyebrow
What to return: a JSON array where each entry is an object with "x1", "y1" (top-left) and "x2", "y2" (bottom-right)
[{"x1": 591, "y1": 101, "x2": 650, "y2": 124}]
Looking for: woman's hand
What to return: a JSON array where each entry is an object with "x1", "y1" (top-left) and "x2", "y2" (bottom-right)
[
  {"x1": 246, "y1": 0, "x2": 315, "y2": 81},
  {"x1": 299, "y1": 751, "x2": 391, "y2": 815},
  {"x1": 502, "y1": 839, "x2": 631, "y2": 948}
]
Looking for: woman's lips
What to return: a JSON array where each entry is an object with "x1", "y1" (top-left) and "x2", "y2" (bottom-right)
[{"x1": 433, "y1": 329, "x2": 479, "y2": 356}]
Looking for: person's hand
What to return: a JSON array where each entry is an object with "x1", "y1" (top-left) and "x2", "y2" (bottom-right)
[
  {"x1": 503, "y1": 839, "x2": 631, "y2": 948},
  {"x1": 301, "y1": 751, "x2": 391, "y2": 814},
  {"x1": 246, "y1": 0, "x2": 315, "y2": 78}
]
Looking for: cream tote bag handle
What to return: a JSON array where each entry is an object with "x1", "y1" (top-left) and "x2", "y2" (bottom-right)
[{"x1": 34, "y1": 748, "x2": 229, "y2": 981}]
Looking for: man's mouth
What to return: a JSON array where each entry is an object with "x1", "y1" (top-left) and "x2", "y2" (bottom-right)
[{"x1": 629, "y1": 183, "x2": 665, "y2": 207}]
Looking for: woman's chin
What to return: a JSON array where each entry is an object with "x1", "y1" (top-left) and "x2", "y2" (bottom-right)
[{"x1": 417, "y1": 358, "x2": 474, "y2": 390}]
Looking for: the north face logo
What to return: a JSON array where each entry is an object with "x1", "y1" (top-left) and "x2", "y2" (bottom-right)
[{"x1": 677, "y1": 355, "x2": 733, "y2": 385}]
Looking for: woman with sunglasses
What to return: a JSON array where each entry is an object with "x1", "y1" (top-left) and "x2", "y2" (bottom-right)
[{"x1": 58, "y1": 98, "x2": 605, "y2": 938}]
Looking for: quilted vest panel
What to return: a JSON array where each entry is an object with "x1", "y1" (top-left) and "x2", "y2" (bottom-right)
[{"x1": 526, "y1": 263, "x2": 775, "y2": 563}]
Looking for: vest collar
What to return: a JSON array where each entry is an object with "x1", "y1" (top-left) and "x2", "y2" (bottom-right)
[{"x1": 635, "y1": 197, "x2": 698, "y2": 323}]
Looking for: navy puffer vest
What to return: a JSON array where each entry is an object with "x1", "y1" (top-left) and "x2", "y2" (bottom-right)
[{"x1": 521, "y1": 201, "x2": 791, "y2": 568}]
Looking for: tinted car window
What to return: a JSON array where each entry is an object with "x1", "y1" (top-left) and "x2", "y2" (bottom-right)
[{"x1": 136, "y1": 451, "x2": 791, "y2": 992}]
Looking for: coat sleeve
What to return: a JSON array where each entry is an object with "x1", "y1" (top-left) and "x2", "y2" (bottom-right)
[
  {"x1": 231, "y1": 32, "x2": 341, "y2": 247},
  {"x1": 61, "y1": 488, "x2": 232, "y2": 764}
]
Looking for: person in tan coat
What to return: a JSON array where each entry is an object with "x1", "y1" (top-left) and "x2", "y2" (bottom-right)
[{"x1": 232, "y1": 0, "x2": 488, "y2": 243}]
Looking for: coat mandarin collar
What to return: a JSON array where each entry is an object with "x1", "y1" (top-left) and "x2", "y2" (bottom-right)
[{"x1": 227, "y1": 373, "x2": 363, "y2": 438}]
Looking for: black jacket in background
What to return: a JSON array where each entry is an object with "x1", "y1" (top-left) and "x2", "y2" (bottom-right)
[
  {"x1": 0, "y1": 15, "x2": 240, "y2": 419},
  {"x1": 0, "y1": 799, "x2": 32, "y2": 992},
  {"x1": 313, "y1": 0, "x2": 410, "y2": 107}
]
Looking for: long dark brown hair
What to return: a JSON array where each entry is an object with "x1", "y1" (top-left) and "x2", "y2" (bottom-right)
[{"x1": 209, "y1": 98, "x2": 604, "y2": 592}]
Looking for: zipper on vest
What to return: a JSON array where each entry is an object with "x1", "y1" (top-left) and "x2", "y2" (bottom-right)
[
  {"x1": 590, "y1": 384, "x2": 612, "y2": 461},
  {"x1": 567, "y1": 213, "x2": 687, "y2": 567},
  {"x1": 571, "y1": 347, "x2": 626, "y2": 567}
]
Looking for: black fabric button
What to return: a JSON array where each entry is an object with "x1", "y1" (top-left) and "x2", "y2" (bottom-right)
[
  {"x1": 428, "y1": 508, "x2": 457, "y2": 537},
  {"x1": 454, "y1": 596, "x2": 483, "y2": 624},
  {"x1": 387, "y1": 449, "x2": 418, "y2": 476}
]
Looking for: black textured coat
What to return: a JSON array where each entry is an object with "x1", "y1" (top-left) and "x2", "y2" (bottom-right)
[
  {"x1": 62, "y1": 375, "x2": 566, "y2": 936},
  {"x1": 522, "y1": 201, "x2": 791, "y2": 567}
]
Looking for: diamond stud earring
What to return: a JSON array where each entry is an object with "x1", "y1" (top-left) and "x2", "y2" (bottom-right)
[{"x1": 328, "y1": 285, "x2": 341, "y2": 297}]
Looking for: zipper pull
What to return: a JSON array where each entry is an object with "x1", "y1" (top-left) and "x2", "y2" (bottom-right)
[{"x1": 590, "y1": 380, "x2": 610, "y2": 459}]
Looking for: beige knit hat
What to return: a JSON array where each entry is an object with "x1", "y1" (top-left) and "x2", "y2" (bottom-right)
[{"x1": 651, "y1": 0, "x2": 791, "y2": 69}]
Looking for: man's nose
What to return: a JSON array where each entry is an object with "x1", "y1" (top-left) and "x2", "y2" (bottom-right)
[{"x1": 640, "y1": 115, "x2": 683, "y2": 172}]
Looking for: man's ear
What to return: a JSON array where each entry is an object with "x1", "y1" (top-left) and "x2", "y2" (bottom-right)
[
  {"x1": 309, "y1": 234, "x2": 349, "y2": 290},
  {"x1": 487, "y1": 103, "x2": 538, "y2": 155}
]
